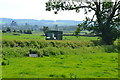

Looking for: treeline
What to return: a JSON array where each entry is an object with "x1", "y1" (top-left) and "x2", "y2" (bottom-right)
[
  {"x1": 2, "y1": 20, "x2": 80, "y2": 33},
  {"x1": 2, "y1": 27, "x2": 32, "y2": 34}
]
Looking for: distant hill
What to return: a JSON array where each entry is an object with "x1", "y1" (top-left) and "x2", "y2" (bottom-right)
[{"x1": 0, "y1": 18, "x2": 83, "y2": 26}]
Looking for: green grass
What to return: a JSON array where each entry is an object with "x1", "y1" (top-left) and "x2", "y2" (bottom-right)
[
  {"x1": 2, "y1": 33, "x2": 98, "y2": 41},
  {"x1": 2, "y1": 33, "x2": 45, "y2": 40},
  {"x1": 63, "y1": 36, "x2": 98, "y2": 41},
  {"x1": 2, "y1": 53, "x2": 118, "y2": 78},
  {"x1": 2, "y1": 32, "x2": 119, "y2": 78}
]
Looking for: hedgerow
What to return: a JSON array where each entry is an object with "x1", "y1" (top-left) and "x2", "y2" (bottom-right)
[
  {"x1": 2, "y1": 40, "x2": 94, "y2": 48},
  {"x1": 2, "y1": 39, "x2": 119, "y2": 58}
]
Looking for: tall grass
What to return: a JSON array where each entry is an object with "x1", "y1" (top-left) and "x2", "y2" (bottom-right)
[
  {"x1": 2, "y1": 45, "x2": 118, "y2": 58},
  {"x1": 2, "y1": 40, "x2": 94, "y2": 48}
]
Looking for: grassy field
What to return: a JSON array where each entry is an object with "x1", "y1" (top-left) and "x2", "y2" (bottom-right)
[
  {"x1": 2, "y1": 53, "x2": 118, "y2": 78},
  {"x1": 2, "y1": 33, "x2": 98, "y2": 41},
  {"x1": 2, "y1": 33, "x2": 45, "y2": 40},
  {"x1": 2, "y1": 32, "x2": 119, "y2": 78}
]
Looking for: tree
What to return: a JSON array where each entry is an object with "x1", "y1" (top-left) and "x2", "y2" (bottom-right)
[
  {"x1": 23, "y1": 30, "x2": 26, "y2": 34},
  {"x1": 43, "y1": 26, "x2": 49, "y2": 32},
  {"x1": 45, "y1": 0, "x2": 120, "y2": 44},
  {"x1": 10, "y1": 21, "x2": 17, "y2": 27},
  {"x1": 19, "y1": 30, "x2": 23, "y2": 33},
  {"x1": 13, "y1": 29, "x2": 16, "y2": 33},
  {"x1": 25, "y1": 23, "x2": 29, "y2": 26},
  {"x1": 6, "y1": 27, "x2": 11, "y2": 32},
  {"x1": 26, "y1": 30, "x2": 32, "y2": 34},
  {"x1": 43, "y1": 26, "x2": 49, "y2": 36},
  {"x1": 73, "y1": 25, "x2": 81, "y2": 38},
  {"x1": 2, "y1": 30, "x2": 6, "y2": 33}
]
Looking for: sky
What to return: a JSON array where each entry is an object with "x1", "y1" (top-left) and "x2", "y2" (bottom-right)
[{"x1": 0, "y1": 0, "x2": 94, "y2": 21}]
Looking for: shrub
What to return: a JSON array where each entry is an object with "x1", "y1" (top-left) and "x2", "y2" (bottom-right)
[
  {"x1": 91, "y1": 40, "x2": 103, "y2": 46},
  {"x1": 2, "y1": 59, "x2": 9, "y2": 65},
  {"x1": 26, "y1": 30, "x2": 32, "y2": 34},
  {"x1": 29, "y1": 41, "x2": 39, "y2": 48},
  {"x1": 117, "y1": 39, "x2": 120, "y2": 53},
  {"x1": 40, "y1": 47, "x2": 60, "y2": 56},
  {"x1": 49, "y1": 74, "x2": 59, "y2": 77},
  {"x1": 6, "y1": 27, "x2": 11, "y2": 32},
  {"x1": 37, "y1": 41, "x2": 49, "y2": 48},
  {"x1": 103, "y1": 45, "x2": 118, "y2": 53},
  {"x1": 29, "y1": 49, "x2": 39, "y2": 54},
  {"x1": 61, "y1": 74, "x2": 66, "y2": 78},
  {"x1": 2, "y1": 30, "x2": 6, "y2": 33},
  {"x1": 2, "y1": 40, "x2": 10, "y2": 47},
  {"x1": 2, "y1": 47, "x2": 29, "y2": 58}
]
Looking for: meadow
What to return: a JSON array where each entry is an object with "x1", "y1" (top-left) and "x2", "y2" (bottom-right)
[
  {"x1": 2, "y1": 53, "x2": 118, "y2": 78},
  {"x1": 2, "y1": 33, "x2": 98, "y2": 41},
  {"x1": 2, "y1": 32, "x2": 119, "y2": 78}
]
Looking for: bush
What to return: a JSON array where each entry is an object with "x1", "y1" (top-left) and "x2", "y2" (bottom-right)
[
  {"x1": 28, "y1": 48, "x2": 60, "y2": 57},
  {"x1": 38, "y1": 41, "x2": 50, "y2": 48},
  {"x1": 39, "y1": 47, "x2": 61, "y2": 56},
  {"x1": 103, "y1": 45, "x2": 118, "y2": 53},
  {"x1": 2, "y1": 47, "x2": 29, "y2": 58},
  {"x1": 49, "y1": 74, "x2": 59, "y2": 77},
  {"x1": 2, "y1": 59, "x2": 9, "y2": 66},
  {"x1": 29, "y1": 49, "x2": 39, "y2": 54},
  {"x1": 29, "y1": 41, "x2": 40, "y2": 48},
  {"x1": 3, "y1": 39, "x2": 118, "y2": 58},
  {"x1": 91, "y1": 40, "x2": 103, "y2": 46},
  {"x1": 6, "y1": 27, "x2": 11, "y2": 32},
  {"x1": 14, "y1": 40, "x2": 25, "y2": 47},
  {"x1": 2, "y1": 30, "x2": 6, "y2": 33},
  {"x1": 26, "y1": 30, "x2": 32, "y2": 34},
  {"x1": 49, "y1": 74, "x2": 66, "y2": 78},
  {"x1": 117, "y1": 39, "x2": 120, "y2": 53}
]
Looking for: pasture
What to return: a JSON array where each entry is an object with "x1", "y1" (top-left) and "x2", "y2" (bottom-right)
[
  {"x1": 2, "y1": 32, "x2": 119, "y2": 78},
  {"x1": 2, "y1": 33, "x2": 98, "y2": 41},
  {"x1": 2, "y1": 53, "x2": 118, "y2": 78}
]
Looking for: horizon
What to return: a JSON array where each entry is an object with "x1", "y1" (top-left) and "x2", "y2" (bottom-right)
[{"x1": 1, "y1": 17, "x2": 84, "y2": 21}]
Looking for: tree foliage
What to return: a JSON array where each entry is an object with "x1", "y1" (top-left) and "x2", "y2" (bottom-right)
[
  {"x1": 6, "y1": 27, "x2": 11, "y2": 32},
  {"x1": 43, "y1": 26, "x2": 49, "y2": 32},
  {"x1": 74, "y1": 25, "x2": 81, "y2": 38},
  {"x1": 43, "y1": 26, "x2": 49, "y2": 36},
  {"x1": 45, "y1": 0, "x2": 120, "y2": 44},
  {"x1": 23, "y1": 30, "x2": 32, "y2": 34},
  {"x1": 10, "y1": 21, "x2": 17, "y2": 27}
]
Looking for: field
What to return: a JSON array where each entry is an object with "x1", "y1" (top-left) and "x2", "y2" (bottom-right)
[
  {"x1": 2, "y1": 32, "x2": 119, "y2": 78},
  {"x1": 2, "y1": 33, "x2": 98, "y2": 41},
  {"x1": 2, "y1": 54, "x2": 118, "y2": 78}
]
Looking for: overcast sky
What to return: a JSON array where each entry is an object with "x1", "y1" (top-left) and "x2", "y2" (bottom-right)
[{"x1": 0, "y1": 0, "x2": 94, "y2": 21}]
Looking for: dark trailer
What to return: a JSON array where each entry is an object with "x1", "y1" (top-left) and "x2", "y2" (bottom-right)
[{"x1": 45, "y1": 30, "x2": 63, "y2": 40}]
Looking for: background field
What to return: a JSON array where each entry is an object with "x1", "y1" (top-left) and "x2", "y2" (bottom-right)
[{"x1": 2, "y1": 33, "x2": 98, "y2": 41}]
